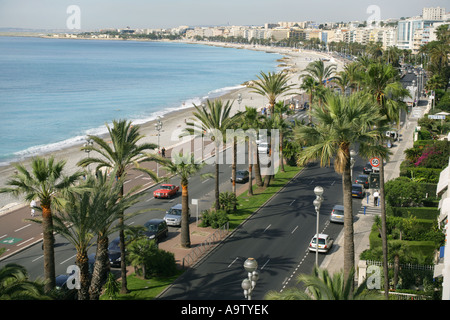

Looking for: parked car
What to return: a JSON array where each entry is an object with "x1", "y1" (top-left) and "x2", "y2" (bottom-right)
[
  {"x1": 231, "y1": 170, "x2": 249, "y2": 183},
  {"x1": 308, "y1": 234, "x2": 334, "y2": 253},
  {"x1": 55, "y1": 273, "x2": 78, "y2": 300},
  {"x1": 363, "y1": 162, "x2": 373, "y2": 174},
  {"x1": 108, "y1": 237, "x2": 122, "y2": 268},
  {"x1": 354, "y1": 174, "x2": 369, "y2": 189},
  {"x1": 164, "y1": 204, "x2": 190, "y2": 227},
  {"x1": 153, "y1": 184, "x2": 179, "y2": 199},
  {"x1": 352, "y1": 184, "x2": 366, "y2": 198},
  {"x1": 143, "y1": 219, "x2": 168, "y2": 242},
  {"x1": 330, "y1": 204, "x2": 345, "y2": 223},
  {"x1": 258, "y1": 142, "x2": 270, "y2": 154}
]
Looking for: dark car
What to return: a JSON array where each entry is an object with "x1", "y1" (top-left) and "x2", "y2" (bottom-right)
[
  {"x1": 108, "y1": 237, "x2": 122, "y2": 268},
  {"x1": 54, "y1": 274, "x2": 78, "y2": 300},
  {"x1": 354, "y1": 174, "x2": 369, "y2": 189},
  {"x1": 144, "y1": 219, "x2": 168, "y2": 242},
  {"x1": 231, "y1": 170, "x2": 249, "y2": 183},
  {"x1": 363, "y1": 162, "x2": 373, "y2": 174},
  {"x1": 352, "y1": 184, "x2": 366, "y2": 199}
]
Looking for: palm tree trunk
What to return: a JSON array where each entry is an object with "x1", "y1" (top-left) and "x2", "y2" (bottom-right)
[
  {"x1": 76, "y1": 250, "x2": 90, "y2": 300},
  {"x1": 232, "y1": 139, "x2": 237, "y2": 211},
  {"x1": 181, "y1": 183, "x2": 191, "y2": 248},
  {"x1": 342, "y1": 164, "x2": 355, "y2": 293},
  {"x1": 248, "y1": 139, "x2": 253, "y2": 196},
  {"x1": 89, "y1": 233, "x2": 110, "y2": 300},
  {"x1": 379, "y1": 159, "x2": 390, "y2": 299},
  {"x1": 280, "y1": 131, "x2": 285, "y2": 173},
  {"x1": 42, "y1": 204, "x2": 56, "y2": 292},
  {"x1": 215, "y1": 162, "x2": 220, "y2": 211},
  {"x1": 118, "y1": 185, "x2": 128, "y2": 294},
  {"x1": 254, "y1": 152, "x2": 263, "y2": 187}
]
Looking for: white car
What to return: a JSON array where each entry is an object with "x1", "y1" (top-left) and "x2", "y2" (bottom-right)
[
  {"x1": 258, "y1": 142, "x2": 270, "y2": 154},
  {"x1": 308, "y1": 234, "x2": 334, "y2": 253}
]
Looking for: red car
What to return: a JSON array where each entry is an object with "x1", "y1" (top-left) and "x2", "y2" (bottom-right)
[{"x1": 153, "y1": 184, "x2": 179, "y2": 199}]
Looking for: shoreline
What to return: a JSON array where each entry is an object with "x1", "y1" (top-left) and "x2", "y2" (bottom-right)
[{"x1": 0, "y1": 38, "x2": 346, "y2": 212}]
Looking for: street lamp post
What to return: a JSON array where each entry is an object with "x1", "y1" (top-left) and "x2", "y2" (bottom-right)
[
  {"x1": 83, "y1": 138, "x2": 93, "y2": 174},
  {"x1": 350, "y1": 149, "x2": 357, "y2": 182},
  {"x1": 313, "y1": 186, "x2": 324, "y2": 267},
  {"x1": 155, "y1": 117, "x2": 163, "y2": 177},
  {"x1": 237, "y1": 93, "x2": 242, "y2": 111},
  {"x1": 241, "y1": 258, "x2": 259, "y2": 300}
]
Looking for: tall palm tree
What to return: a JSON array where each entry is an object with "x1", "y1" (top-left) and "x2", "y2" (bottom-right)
[
  {"x1": 0, "y1": 156, "x2": 83, "y2": 292},
  {"x1": 265, "y1": 267, "x2": 382, "y2": 300},
  {"x1": 77, "y1": 119, "x2": 157, "y2": 294},
  {"x1": 159, "y1": 152, "x2": 209, "y2": 247},
  {"x1": 185, "y1": 99, "x2": 233, "y2": 211},
  {"x1": 241, "y1": 106, "x2": 261, "y2": 195},
  {"x1": 362, "y1": 62, "x2": 410, "y2": 299},
  {"x1": 51, "y1": 171, "x2": 143, "y2": 299},
  {"x1": 251, "y1": 71, "x2": 295, "y2": 116},
  {"x1": 300, "y1": 60, "x2": 337, "y2": 87},
  {"x1": 299, "y1": 75, "x2": 319, "y2": 123},
  {"x1": 0, "y1": 263, "x2": 49, "y2": 300},
  {"x1": 295, "y1": 91, "x2": 388, "y2": 289}
]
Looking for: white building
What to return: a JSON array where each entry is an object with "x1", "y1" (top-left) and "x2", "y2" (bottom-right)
[
  {"x1": 397, "y1": 18, "x2": 439, "y2": 50},
  {"x1": 423, "y1": 7, "x2": 446, "y2": 21},
  {"x1": 435, "y1": 157, "x2": 450, "y2": 300}
]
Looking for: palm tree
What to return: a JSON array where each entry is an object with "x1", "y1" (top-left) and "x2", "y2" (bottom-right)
[
  {"x1": 0, "y1": 263, "x2": 49, "y2": 300},
  {"x1": 300, "y1": 60, "x2": 337, "y2": 87},
  {"x1": 185, "y1": 100, "x2": 233, "y2": 211},
  {"x1": 51, "y1": 171, "x2": 142, "y2": 299},
  {"x1": 0, "y1": 156, "x2": 83, "y2": 292},
  {"x1": 362, "y1": 62, "x2": 410, "y2": 299},
  {"x1": 159, "y1": 152, "x2": 209, "y2": 248},
  {"x1": 77, "y1": 119, "x2": 157, "y2": 294},
  {"x1": 251, "y1": 71, "x2": 295, "y2": 116},
  {"x1": 265, "y1": 267, "x2": 382, "y2": 300},
  {"x1": 241, "y1": 106, "x2": 261, "y2": 195},
  {"x1": 295, "y1": 91, "x2": 388, "y2": 289},
  {"x1": 299, "y1": 75, "x2": 319, "y2": 123}
]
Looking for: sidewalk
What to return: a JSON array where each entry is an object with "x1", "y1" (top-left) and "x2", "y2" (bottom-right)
[{"x1": 320, "y1": 99, "x2": 429, "y2": 279}]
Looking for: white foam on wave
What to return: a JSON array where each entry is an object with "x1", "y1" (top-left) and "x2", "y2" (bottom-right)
[{"x1": 0, "y1": 84, "x2": 245, "y2": 167}]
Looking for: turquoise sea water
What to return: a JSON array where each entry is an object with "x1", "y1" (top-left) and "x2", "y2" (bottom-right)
[{"x1": 0, "y1": 37, "x2": 280, "y2": 166}]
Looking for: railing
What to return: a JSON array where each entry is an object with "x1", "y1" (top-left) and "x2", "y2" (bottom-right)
[{"x1": 182, "y1": 222, "x2": 229, "y2": 268}]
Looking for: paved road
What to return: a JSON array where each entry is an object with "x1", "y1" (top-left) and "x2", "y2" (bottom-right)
[{"x1": 158, "y1": 157, "x2": 369, "y2": 300}]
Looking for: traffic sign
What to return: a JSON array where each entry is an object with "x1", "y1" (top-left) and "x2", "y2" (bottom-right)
[{"x1": 370, "y1": 157, "x2": 380, "y2": 167}]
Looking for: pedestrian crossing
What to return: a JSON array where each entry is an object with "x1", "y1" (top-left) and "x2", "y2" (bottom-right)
[{"x1": 357, "y1": 204, "x2": 381, "y2": 216}]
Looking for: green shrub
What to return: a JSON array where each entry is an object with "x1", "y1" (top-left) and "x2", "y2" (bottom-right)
[{"x1": 199, "y1": 209, "x2": 229, "y2": 229}]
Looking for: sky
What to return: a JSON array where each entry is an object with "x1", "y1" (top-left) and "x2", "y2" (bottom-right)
[{"x1": 0, "y1": 0, "x2": 448, "y2": 30}]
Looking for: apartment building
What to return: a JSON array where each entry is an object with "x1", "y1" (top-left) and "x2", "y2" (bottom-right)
[{"x1": 422, "y1": 7, "x2": 446, "y2": 21}]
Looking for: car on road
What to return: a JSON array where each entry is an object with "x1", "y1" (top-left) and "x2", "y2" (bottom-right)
[
  {"x1": 363, "y1": 162, "x2": 373, "y2": 174},
  {"x1": 143, "y1": 219, "x2": 168, "y2": 242},
  {"x1": 308, "y1": 234, "x2": 334, "y2": 253},
  {"x1": 108, "y1": 237, "x2": 122, "y2": 268},
  {"x1": 55, "y1": 274, "x2": 78, "y2": 300},
  {"x1": 354, "y1": 174, "x2": 369, "y2": 189},
  {"x1": 164, "y1": 204, "x2": 190, "y2": 227},
  {"x1": 330, "y1": 204, "x2": 345, "y2": 223},
  {"x1": 258, "y1": 142, "x2": 270, "y2": 154},
  {"x1": 352, "y1": 184, "x2": 366, "y2": 198},
  {"x1": 153, "y1": 184, "x2": 179, "y2": 199},
  {"x1": 231, "y1": 170, "x2": 249, "y2": 183}
]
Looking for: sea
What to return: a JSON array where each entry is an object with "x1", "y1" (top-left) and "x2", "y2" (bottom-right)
[{"x1": 0, "y1": 36, "x2": 281, "y2": 166}]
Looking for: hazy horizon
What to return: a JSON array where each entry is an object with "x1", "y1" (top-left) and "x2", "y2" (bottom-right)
[{"x1": 0, "y1": 0, "x2": 448, "y2": 31}]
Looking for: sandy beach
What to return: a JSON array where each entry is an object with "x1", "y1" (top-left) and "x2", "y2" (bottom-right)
[{"x1": 0, "y1": 40, "x2": 346, "y2": 213}]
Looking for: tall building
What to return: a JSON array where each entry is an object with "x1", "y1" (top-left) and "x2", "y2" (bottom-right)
[
  {"x1": 422, "y1": 7, "x2": 446, "y2": 21},
  {"x1": 397, "y1": 18, "x2": 438, "y2": 50}
]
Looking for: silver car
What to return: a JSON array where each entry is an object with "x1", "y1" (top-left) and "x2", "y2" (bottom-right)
[
  {"x1": 163, "y1": 204, "x2": 190, "y2": 227},
  {"x1": 330, "y1": 204, "x2": 344, "y2": 223}
]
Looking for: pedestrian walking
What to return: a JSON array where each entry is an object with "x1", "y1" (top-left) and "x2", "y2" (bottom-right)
[
  {"x1": 161, "y1": 147, "x2": 166, "y2": 157},
  {"x1": 373, "y1": 190, "x2": 379, "y2": 206},
  {"x1": 30, "y1": 199, "x2": 37, "y2": 217}
]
